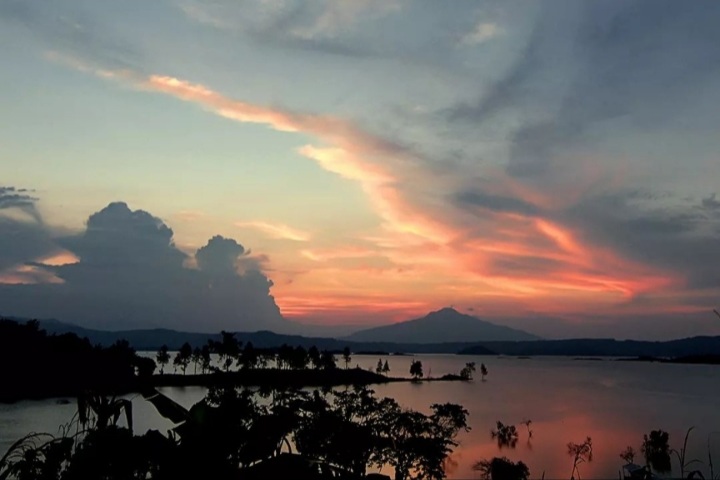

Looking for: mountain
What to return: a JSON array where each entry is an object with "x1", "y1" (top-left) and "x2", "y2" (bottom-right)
[{"x1": 345, "y1": 308, "x2": 540, "y2": 343}]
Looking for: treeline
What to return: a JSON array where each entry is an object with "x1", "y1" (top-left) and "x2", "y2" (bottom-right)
[
  {"x1": 156, "y1": 331, "x2": 350, "y2": 374},
  {"x1": 0, "y1": 319, "x2": 154, "y2": 403}
]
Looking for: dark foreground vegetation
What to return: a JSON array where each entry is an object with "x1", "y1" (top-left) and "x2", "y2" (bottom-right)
[
  {"x1": 0, "y1": 319, "x2": 154, "y2": 403},
  {"x1": 0, "y1": 384, "x2": 469, "y2": 480}
]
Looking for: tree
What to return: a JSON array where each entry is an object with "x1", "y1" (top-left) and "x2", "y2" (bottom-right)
[
  {"x1": 620, "y1": 446, "x2": 636, "y2": 464},
  {"x1": 239, "y1": 342, "x2": 258, "y2": 370},
  {"x1": 474, "y1": 457, "x2": 530, "y2": 480},
  {"x1": 642, "y1": 430, "x2": 671, "y2": 474},
  {"x1": 480, "y1": 363, "x2": 488, "y2": 381},
  {"x1": 174, "y1": 342, "x2": 192, "y2": 375},
  {"x1": 342, "y1": 347, "x2": 352, "y2": 370},
  {"x1": 191, "y1": 347, "x2": 202, "y2": 375},
  {"x1": 320, "y1": 350, "x2": 337, "y2": 370},
  {"x1": 156, "y1": 345, "x2": 170, "y2": 375},
  {"x1": 212, "y1": 331, "x2": 240, "y2": 372},
  {"x1": 409, "y1": 360, "x2": 423, "y2": 380},
  {"x1": 308, "y1": 346, "x2": 321, "y2": 370},
  {"x1": 568, "y1": 437, "x2": 593, "y2": 480},
  {"x1": 521, "y1": 419, "x2": 533, "y2": 438},
  {"x1": 460, "y1": 362, "x2": 476, "y2": 380},
  {"x1": 491, "y1": 422, "x2": 519, "y2": 449},
  {"x1": 200, "y1": 344, "x2": 212, "y2": 373},
  {"x1": 382, "y1": 360, "x2": 390, "y2": 374},
  {"x1": 376, "y1": 359, "x2": 384, "y2": 374},
  {"x1": 375, "y1": 401, "x2": 469, "y2": 480}
]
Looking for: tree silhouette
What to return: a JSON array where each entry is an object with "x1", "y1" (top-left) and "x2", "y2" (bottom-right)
[
  {"x1": 474, "y1": 457, "x2": 530, "y2": 480},
  {"x1": 567, "y1": 437, "x2": 593, "y2": 480},
  {"x1": 491, "y1": 421, "x2": 519, "y2": 449},
  {"x1": 460, "y1": 362, "x2": 476, "y2": 380},
  {"x1": 342, "y1": 347, "x2": 352, "y2": 369},
  {"x1": 382, "y1": 360, "x2": 390, "y2": 374},
  {"x1": 200, "y1": 344, "x2": 212, "y2": 373},
  {"x1": 239, "y1": 342, "x2": 258, "y2": 370},
  {"x1": 191, "y1": 347, "x2": 202, "y2": 374},
  {"x1": 156, "y1": 345, "x2": 170, "y2": 375},
  {"x1": 376, "y1": 359, "x2": 384, "y2": 374},
  {"x1": 521, "y1": 419, "x2": 533, "y2": 438},
  {"x1": 480, "y1": 363, "x2": 488, "y2": 381},
  {"x1": 174, "y1": 342, "x2": 192, "y2": 375},
  {"x1": 642, "y1": 430, "x2": 671, "y2": 474},
  {"x1": 410, "y1": 360, "x2": 424, "y2": 380},
  {"x1": 320, "y1": 350, "x2": 337, "y2": 370},
  {"x1": 620, "y1": 446, "x2": 636, "y2": 464},
  {"x1": 308, "y1": 346, "x2": 321, "y2": 370},
  {"x1": 212, "y1": 331, "x2": 240, "y2": 372}
]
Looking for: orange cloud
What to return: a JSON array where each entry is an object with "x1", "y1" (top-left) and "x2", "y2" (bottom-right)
[{"x1": 54, "y1": 56, "x2": 693, "y2": 326}]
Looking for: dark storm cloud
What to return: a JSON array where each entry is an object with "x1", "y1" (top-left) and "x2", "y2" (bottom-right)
[
  {"x1": 0, "y1": 186, "x2": 57, "y2": 271},
  {"x1": 560, "y1": 192, "x2": 720, "y2": 288},
  {"x1": 0, "y1": 201, "x2": 289, "y2": 333},
  {"x1": 445, "y1": 0, "x2": 720, "y2": 177}
]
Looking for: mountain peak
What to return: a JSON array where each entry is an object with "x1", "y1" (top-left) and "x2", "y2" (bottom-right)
[{"x1": 346, "y1": 308, "x2": 539, "y2": 343}]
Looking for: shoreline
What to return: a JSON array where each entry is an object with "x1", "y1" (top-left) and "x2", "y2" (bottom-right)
[{"x1": 0, "y1": 368, "x2": 468, "y2": 404}]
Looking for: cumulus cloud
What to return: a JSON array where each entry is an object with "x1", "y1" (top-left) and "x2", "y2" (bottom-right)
[{"x1": 0, "y1": 200, "x2": 288, "y2": 333}]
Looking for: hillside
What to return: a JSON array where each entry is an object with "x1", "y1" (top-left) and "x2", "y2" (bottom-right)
[
  {"x1": 460, "y1": 337, "x2": 720, "y2": 357},
  {"x1": 346, "y1": 307, "x2": 540, "y2": 343}
]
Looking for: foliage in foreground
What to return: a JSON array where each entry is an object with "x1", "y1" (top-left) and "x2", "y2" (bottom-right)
[{"x1": 0, "y1": 385, "x2": 469, "y2": 480}]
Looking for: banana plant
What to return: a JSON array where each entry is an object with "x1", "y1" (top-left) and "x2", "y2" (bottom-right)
[{"x1": 77, "y1": 393, "x2": 133, "y2": 432}]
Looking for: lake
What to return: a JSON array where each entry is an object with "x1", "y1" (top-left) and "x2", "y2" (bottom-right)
[{"x1": 2, "y1": 355, "x2": 719, "y2": 479}]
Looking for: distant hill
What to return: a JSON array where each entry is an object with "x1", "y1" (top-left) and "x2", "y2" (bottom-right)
[
  {"x1": 460, "y1": 337, "x2": 720, "y2": 357},
  {"x1": 345, "y1": 307, "x2": 540, "y2": 343}
]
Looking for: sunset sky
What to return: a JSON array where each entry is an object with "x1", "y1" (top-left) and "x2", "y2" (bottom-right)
[{"x1": 1, "y1": 0, "x2": 719, "y2": 338}]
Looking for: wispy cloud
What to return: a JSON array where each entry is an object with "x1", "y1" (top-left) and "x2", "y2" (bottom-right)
[
  {"x1": 236, "y1": 221, "x2": 311, "y2": 242},
  {"x1": 300, "y1": 247, "x2": 378, "y2": 262},
  {"x1": 460, "y1": 22, "x2": 503, "y2": 46}
]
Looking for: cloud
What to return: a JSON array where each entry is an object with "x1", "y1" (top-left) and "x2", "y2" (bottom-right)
[
  {"x1": 460, "y1": 22, "x2": 503, "y2": 46},
  {"x1": 446, "y1": 1, "x2": 720, "y2": 177},
  {"x1": 0, "y1": 0, "x2": 141, "y2": 70},
  {"x1": 300, "y1": 247, "x2": 378, "y2": 262},
  {"x1": 702, "y1": 194, "x2": 720, "y2": 211},
  {"x1": 0, "y1": 186, "x2": 60, "y2": 273},
  {"x1": 45, "y1": 24, "x2": 720, "y2": 336},
  {"x1": 561, "y1": 191, "x2": 720, "y2": 289},
  {"x1": 195, "y1": 235, "x2": 245, "y2": 274},
  {"x1": 0, "y1": 200, "x2": 288, "y2": 332},
  {"x1": 236, "y1": 221, "x2": 311, "y2": 242},
  {"x1": 177, "y1": 0, "x2": 400, "y2": 57}
]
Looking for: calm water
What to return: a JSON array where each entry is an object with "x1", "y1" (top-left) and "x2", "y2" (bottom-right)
[{"x1": 2, "y1": 355, "x2": 719, "y2": 479}]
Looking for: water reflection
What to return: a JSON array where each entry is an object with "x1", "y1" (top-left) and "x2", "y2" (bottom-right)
[{"x1": 2, "y1": 356, "x2": 720, "y2": 478}]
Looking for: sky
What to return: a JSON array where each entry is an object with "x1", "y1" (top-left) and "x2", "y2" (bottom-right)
[{"x1": 1, "y1": 0, "x2": 719, "y2": 339}]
